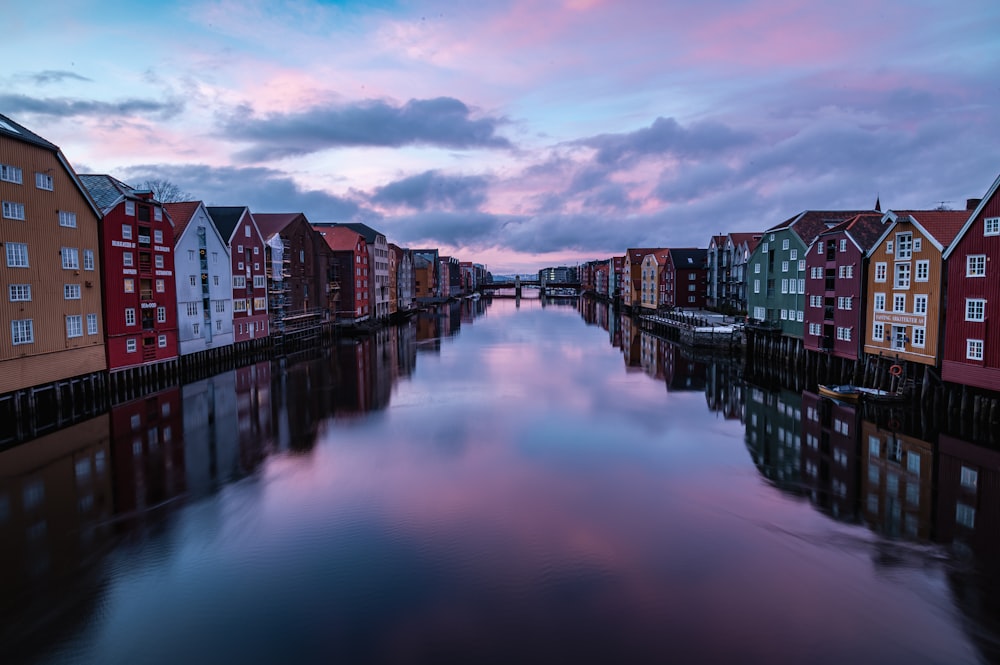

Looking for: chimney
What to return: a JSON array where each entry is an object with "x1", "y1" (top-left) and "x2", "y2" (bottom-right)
[{"x1": 967, "y1": 198, "x2": 982, "y2": 211}]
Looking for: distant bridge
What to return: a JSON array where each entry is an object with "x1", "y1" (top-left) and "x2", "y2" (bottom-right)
[{"x1": 478, "y1": 279, "x2": 580, "y2": 297}]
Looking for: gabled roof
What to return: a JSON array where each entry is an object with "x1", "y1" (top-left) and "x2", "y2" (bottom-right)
[
  {"x1": 728, "y1": 232, "x2": 763, "y2": 251},
  {"x1": 708, "y1": 234, "x2": 727, "y2": 249},
  {"x1": 943, "y1": 173, "x2": 1000, "y2": 259},
  {"x1": 768, "y1": 210, "x2": 874, "y2": 247},
  {"x1": 206, "y1": 206, "x2": 248, "y2": 241},
  {"x1": 669, "y1": 248, "x2": 707, "y2": 268},
  {"x1": 317, "y1": 222, "x2": 386, "y2": 244},
  {"x1": 313, "y1": 225, "x2": 364, "y2": 252},
  {"x1": 78, "y1": 174, "x2": 142, "y2": 213},
  {"x1": 880, "y1": 209, "x2": 968, "y2": 253},
  {"x1": 1, "y1": 114, "x2": 102, "y2": 220},
  {"x1": 0, "y1": 112, "x2": 58, "y2": 150},
  {"x1": 815, "y1": 212, "x2": 885, "y2": 253},
  {"x1": 252, "y1": 212, "x2": 307, "y2": 239},
  {"x1": 626, "y1": 248, "x2": 659, "y2": 264},
  {"x1": 642, "y1": 249, "x2": 671, "y2": 265},
  {"x1": 163, "y1": 201, "x2": 201, "y2": 243}
]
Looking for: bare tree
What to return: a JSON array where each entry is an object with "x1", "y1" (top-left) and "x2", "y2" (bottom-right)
[{"x1": 140, "y1": 178, "x2": 194, "y2": 203}]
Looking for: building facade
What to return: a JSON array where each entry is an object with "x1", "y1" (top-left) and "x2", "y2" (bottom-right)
[
  {"x1": 79, "y1": 175, "x2": 178, "y2": 371},
  {"x1": 206, "y1": 206, "x2": 270, "y2": 343},
  {"x1": 0, "y1": 114, "x2": 107, "y2": 394},
  {"x1": 941, "y1": 181, "x2": 1000, "y2": 391}
]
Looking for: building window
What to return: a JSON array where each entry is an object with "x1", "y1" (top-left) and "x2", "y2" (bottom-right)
[
  {"x1": 123, "y1": 251, "x2": 134, "y2": 267},
  {"x1": 58, "y1": 211, "x2": 78, "y2": 228},
  {"x1": 186, "y1": 302, "x2": 198, "y2": 316},
  {"x1": 957, "y1": 504, "x2": 976, "y2": 529},
  {"x1": 35, "y1": 172, "x2": 54, "y2": 190},
  {"x1": 125, "y1": 308, "x2": 136, "y2": 326},
  {"x1": 215, "y1": 300, "x2": 225, "y2": 313},
  {"x1": 886, "y1": 240, "x2": 893, "y2": 254},
  {"x1": 233, "y1": 275, "x2": 246, "y2": 288},
  {"x1": 157, "y1": 306, "x2": 166, "y2": 323},
  {"x1": 87, "y1": 313, "x2": 98, "y2": 335},
  {"x1": 155, "y1": 254, "x2": 164, "y2": 269},
  {"x1": 2, "y1": 201, "x2": 25, "y2": 220},
  {"x1": 874, "y1": 262, "x2": 887, "y2": 282},
  {"x1": 215, "y1": 319, "x2": 222, "y2": 331},
  {"x1": 124, "y1": 278, "x2": 134, "y2": 293},
  {"x1": 782, "y1": 239, "x2": 789, "y2": 250},
  {"x1": 914, "y1": 260, "x2": 929, "y2": 282},
  {"x1": 64, "y1": 283, "x2": 81, "y2": 300},
  {"x1": 966, "y1": 298, "x2": 986, "y2": 321},
  {"x1": 122, "y1": 223, "x2": 132, "y2": 239},
  {"x1": 153, "y1": 229, "x2": 163, "y2": 244},
  {"x1": 912, "y1": 326, "x2": 925, "y2": 348},
  {"x1": 967, "y1": 339, "x2": 984, "y2": 360},
  {"x1": 254, "y1": 275, "x2": 266, "y2": 288},
  {"x1": 158, "y1": 334, "x2": 167, "y2": 348},
  {"x1": 753, "y1": 280, "x2": 760, "y2": 293},
  {"x1": 873, "y1": 322, "x2": 884, "y2": 341},
  {"x1": 0, "y1": 163, "x2": 23, "y2": 183},
  {"x1": 985, "y1": 217, "x2": 1000, "y2": 236},
  {"x1": 125, "y1": 201, "x2": 135, "y2": 216},
  {"x1": 895, "y1": 232, "x2": 912, "y2": 260},
  {"x1": 66, "y1": 315, "x2": 83, "y2": 338},
  {"x1": 126, "y1": 338, "x2": 137, "y2": 352},
  {"x1": 9, "y1": 284, "x2": 31, "y2": 301},
  {"x1": 84, "y1": 249, "x2": 94, "y2": 271},
  {"x1": 894, "y1": 263, "x2": 910, "y2": 289},
  {"x1": 245, "y1": 225, "x2": 252, "y2": 238},
  {"x1": 155, "y1": 279, "x2": 165, "y2": 293},
  {"x1": 893, "y1": 294, "x2": 906, "y2": 312},
  {"x1": 961, "y1": 465, "x2": 979, "y2": 489},
  {"x1": 966, "y1": 255, "x2": 986, "y2": 277},
  {"x1": 61, "y1": 247, "x2": 80, "y2": 269},
  {"x1": 781, "y1": 261, "x2": 788, "y2": 272},
  {"x1": 11, "y1": 319, "x2": 33, "y2": 345},
  {"x1": 189, "y1": 275, "x2": 197, "y2": 287},
  {"x1": 914, "y1": 295, "x2": 927, "y2": 314},
  {"x1": 192, "y1": 322, "x2": 200, "y2": 335}
]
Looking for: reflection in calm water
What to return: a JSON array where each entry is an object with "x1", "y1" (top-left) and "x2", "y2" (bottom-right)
[{"x1": 1, "y1": 297, "x2": 999, "y2": 664}]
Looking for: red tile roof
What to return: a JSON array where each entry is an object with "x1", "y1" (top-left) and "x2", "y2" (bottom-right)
[
  {"x1": 892, "y1": 210, "x2": 969, "y2": 247},
  {"x1": 163, "y1": 201, "x2": 201, "y2": 243},
  {"x1": 313, "y1": 224, "x2": 364, "y2": 251}
]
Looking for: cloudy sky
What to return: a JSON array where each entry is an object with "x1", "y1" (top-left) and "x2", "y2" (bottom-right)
[{"x1": 3, "y1": 0, "x2": 998, "y2": 272}]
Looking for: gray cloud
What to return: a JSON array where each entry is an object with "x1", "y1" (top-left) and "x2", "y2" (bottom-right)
[
  {"x1": 26, "y1": 70, "x2": 93, "y2": 85},
  {"x1": 370, "y1": 170, "x2": 491, "y2": 211},
  {"x1": 378, "y1": 211, "x2": 510, "y2": 249},
  {"x1": 578, "y1": 116, "x2": 755, "y2": 167},
  {"x1": 0, "y1": 93, "x2": 182, "y2": 119},
  {"x1": 223, "y1": 97, "x2": 512, "y2": 161},
  {"x1": 119, "y1": 164, "x2": 368, "y2": 222}
]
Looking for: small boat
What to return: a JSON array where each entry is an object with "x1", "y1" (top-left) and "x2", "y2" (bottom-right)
[
  {"x1": 818, "y1": 384, "x2": 860, "y2": 402},
  {"x1": 818, "y1": 384, "x2": 907, "y2": 404}
]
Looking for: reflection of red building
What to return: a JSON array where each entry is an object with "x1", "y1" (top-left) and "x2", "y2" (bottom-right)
[
  {"x1": 663, "y1": 342, "x2": 707, "y2": 392},
  {"x1": 800, "y1": 391, "x2": 860, "y2": 520},
  {"x1": 236, "y1": 361, "x2": 272, "y2": 471},
  {"x1": 0, "y1": 415, "x2": 114, "y2": 656},
  {"x1": 109, "y1": 387, "x2": 185, "y2": 517},
  {"x1": 936, "y1": 434, "x2": 1000, "y2": 555}
]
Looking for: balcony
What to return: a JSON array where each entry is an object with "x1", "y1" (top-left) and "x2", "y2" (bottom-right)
[{"x1": 140, "y1": 289, "x2": 154, "y2": 301}]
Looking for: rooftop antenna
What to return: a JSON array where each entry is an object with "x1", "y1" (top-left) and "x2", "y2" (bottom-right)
[{"x1": 935, "y1": 200, "x2": 952, "y2": 210}]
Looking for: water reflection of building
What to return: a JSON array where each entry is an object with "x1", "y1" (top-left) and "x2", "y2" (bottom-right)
[
  {"x1": 235, "y1": 361, "x2": 273, "y2": 472},
  {"x1": 0, "y1": 415, "x2": 114, "y2": 658},
  {"x1": 744, "y1": 384, "x2": 802, "y2": 490},
  {"x1": 621, "y1": 316, "x2": 641, "y2": 370},
  {"x1": 271, "y1": 355, "x2": 325, "y2": 452},
  {"x1": 110, "y1": 387, "x2": 185, "y2": 517},
  {"x1": 415, "y1": 309, "x2": 442, "y2": 353},
  {"x1": 183, "y1": 371, "x2": 240, "y2": 496},
  {"x1": 800, "y1": 392, "x2": 860, "y2": 522},
  {"x1": 662, "y1": 343, "x2": 707, "y2": 392},
  {"x1": 936, "y1": 432, "x2": 1000, "y2": 665},
  {"x1": 860, "y1": 418, "x2": 932, "y2": 540},
  {"x1": 704, "y1": 361, "x2": 744, "y2": 421},
  {"x1": 639, "y1": 332, "x2": 664, "y2": 380}
]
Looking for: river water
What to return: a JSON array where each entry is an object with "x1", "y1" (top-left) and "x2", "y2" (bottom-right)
[{"x1": 1, "y1": 297, "x2": 998, "y2": 664}]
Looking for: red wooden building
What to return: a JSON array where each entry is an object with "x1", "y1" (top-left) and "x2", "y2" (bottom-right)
[
  {"x1": 314, "y1": 225, "x2": 369, "y2": 323},
  {"x1": 663, "y1": 248, "x2": 708, "y2": 309},
  {"x1": 803, "y1": 213, "x2": 884, "y2": 360},
  {"x1": 206, "y1": 206, "x2": 270, "y2": 344},
  {"x1": 941, "y1": 176, "x2": 1000, "y2": 391},
  {"x1": 79, "y1": 175, "x2": 179, "y2": 371}
]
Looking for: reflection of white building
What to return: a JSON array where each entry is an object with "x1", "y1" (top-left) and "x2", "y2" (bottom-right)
[
  {"x1": 168, "y1": 202, "x2": 234, "y2": 356},
  {"x1": 264, "y1": 232, "x2": 287, "y2": 323},
  {"x1": 183, "y1": 372, "x2": 240, "y2": 495}
]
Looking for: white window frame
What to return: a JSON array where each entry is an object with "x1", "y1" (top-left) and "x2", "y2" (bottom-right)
[
  {"x1": 61, "y1": 247, "x2": 80, "y2": 269},
  {"x1": 894, "y1": 263, "x2": 910, "y2": 289},
  {"x1": 895, "y1": 232, "x2": 912, "y2": 260},
  {"x1": 966, "y1": 255, "x2": 986, "y2": 277},
  {"x1": 157, "y1": 306, "x2": 167, "y2": 323},
  {"x1": 64, "y1": 283, "x2": 81, "y2": 300},
  {"x1": 2, "y1": 201, "x2": 25, "y2": 220},
  {"x1": 967, "y1": 339, "x2": 984, "y2": 360},
  {"x1": 966, "y1": 298, "x2": 986, "y2": 322},
  {"x1": 913, "y1": 295, "x2": 927, "y2": 314},
  {"x1": 873, "y1": 322, "x2": 884, "y2": 341},
  {"x1": 126, "y1": 338, "x2": 137, "y2": 353},
  {"x1": 911, "y1": 326, "x2": 925, "y2": 348},
  {"x1": 58, "y1": 211, "x2": 77, "y2": 228},
  {"x1": 125, "y1": 308, "x2": 136, "y2": 326},
  {"x1": 125, "y1": 201, "x2": 135, "y2": 216},
  {"x1": 874, "y1": 262, "x2": 887, "y2": 283},
  {"x1": 874, "y1": 293, "x2": 886, "y2": 312},
  {"x1": 893, "y1": 294, "x2": 906, "y2": 312},
  {"x1": 35, "y1": 172, "x2": 54, "y2": 191},
  {"x1": 0, "y1": 163, "x2": 23, "y2": 184},
  {"x1": 12, "y1": 319, "x2": 34, "y2": 345},
  {"x1": 985, "y1": 217, "x2": 1000, "y2": 236},
  {"x1": 66, "y1": 314, "x2": 83, "y2": 338},
  {"x1": 87, "y1": 313, "x2": 98, "y2": 335},
  {"x1": 8, "y1": 284, "x2": 31, "y2": 301},
  {"x1": 122, "y1": 223, "x2": 132, "y2": 239},
  {"x1": 914, "y1": 260, "x2": 929, "y2": 282},
  {"x1": 122, "y1": 251, "x2": 134, "y2": 267}
]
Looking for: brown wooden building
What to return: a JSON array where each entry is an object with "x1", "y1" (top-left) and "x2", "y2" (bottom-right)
[{"x1": 0, "y1": 114, "x2": 107, "y2": 395}]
